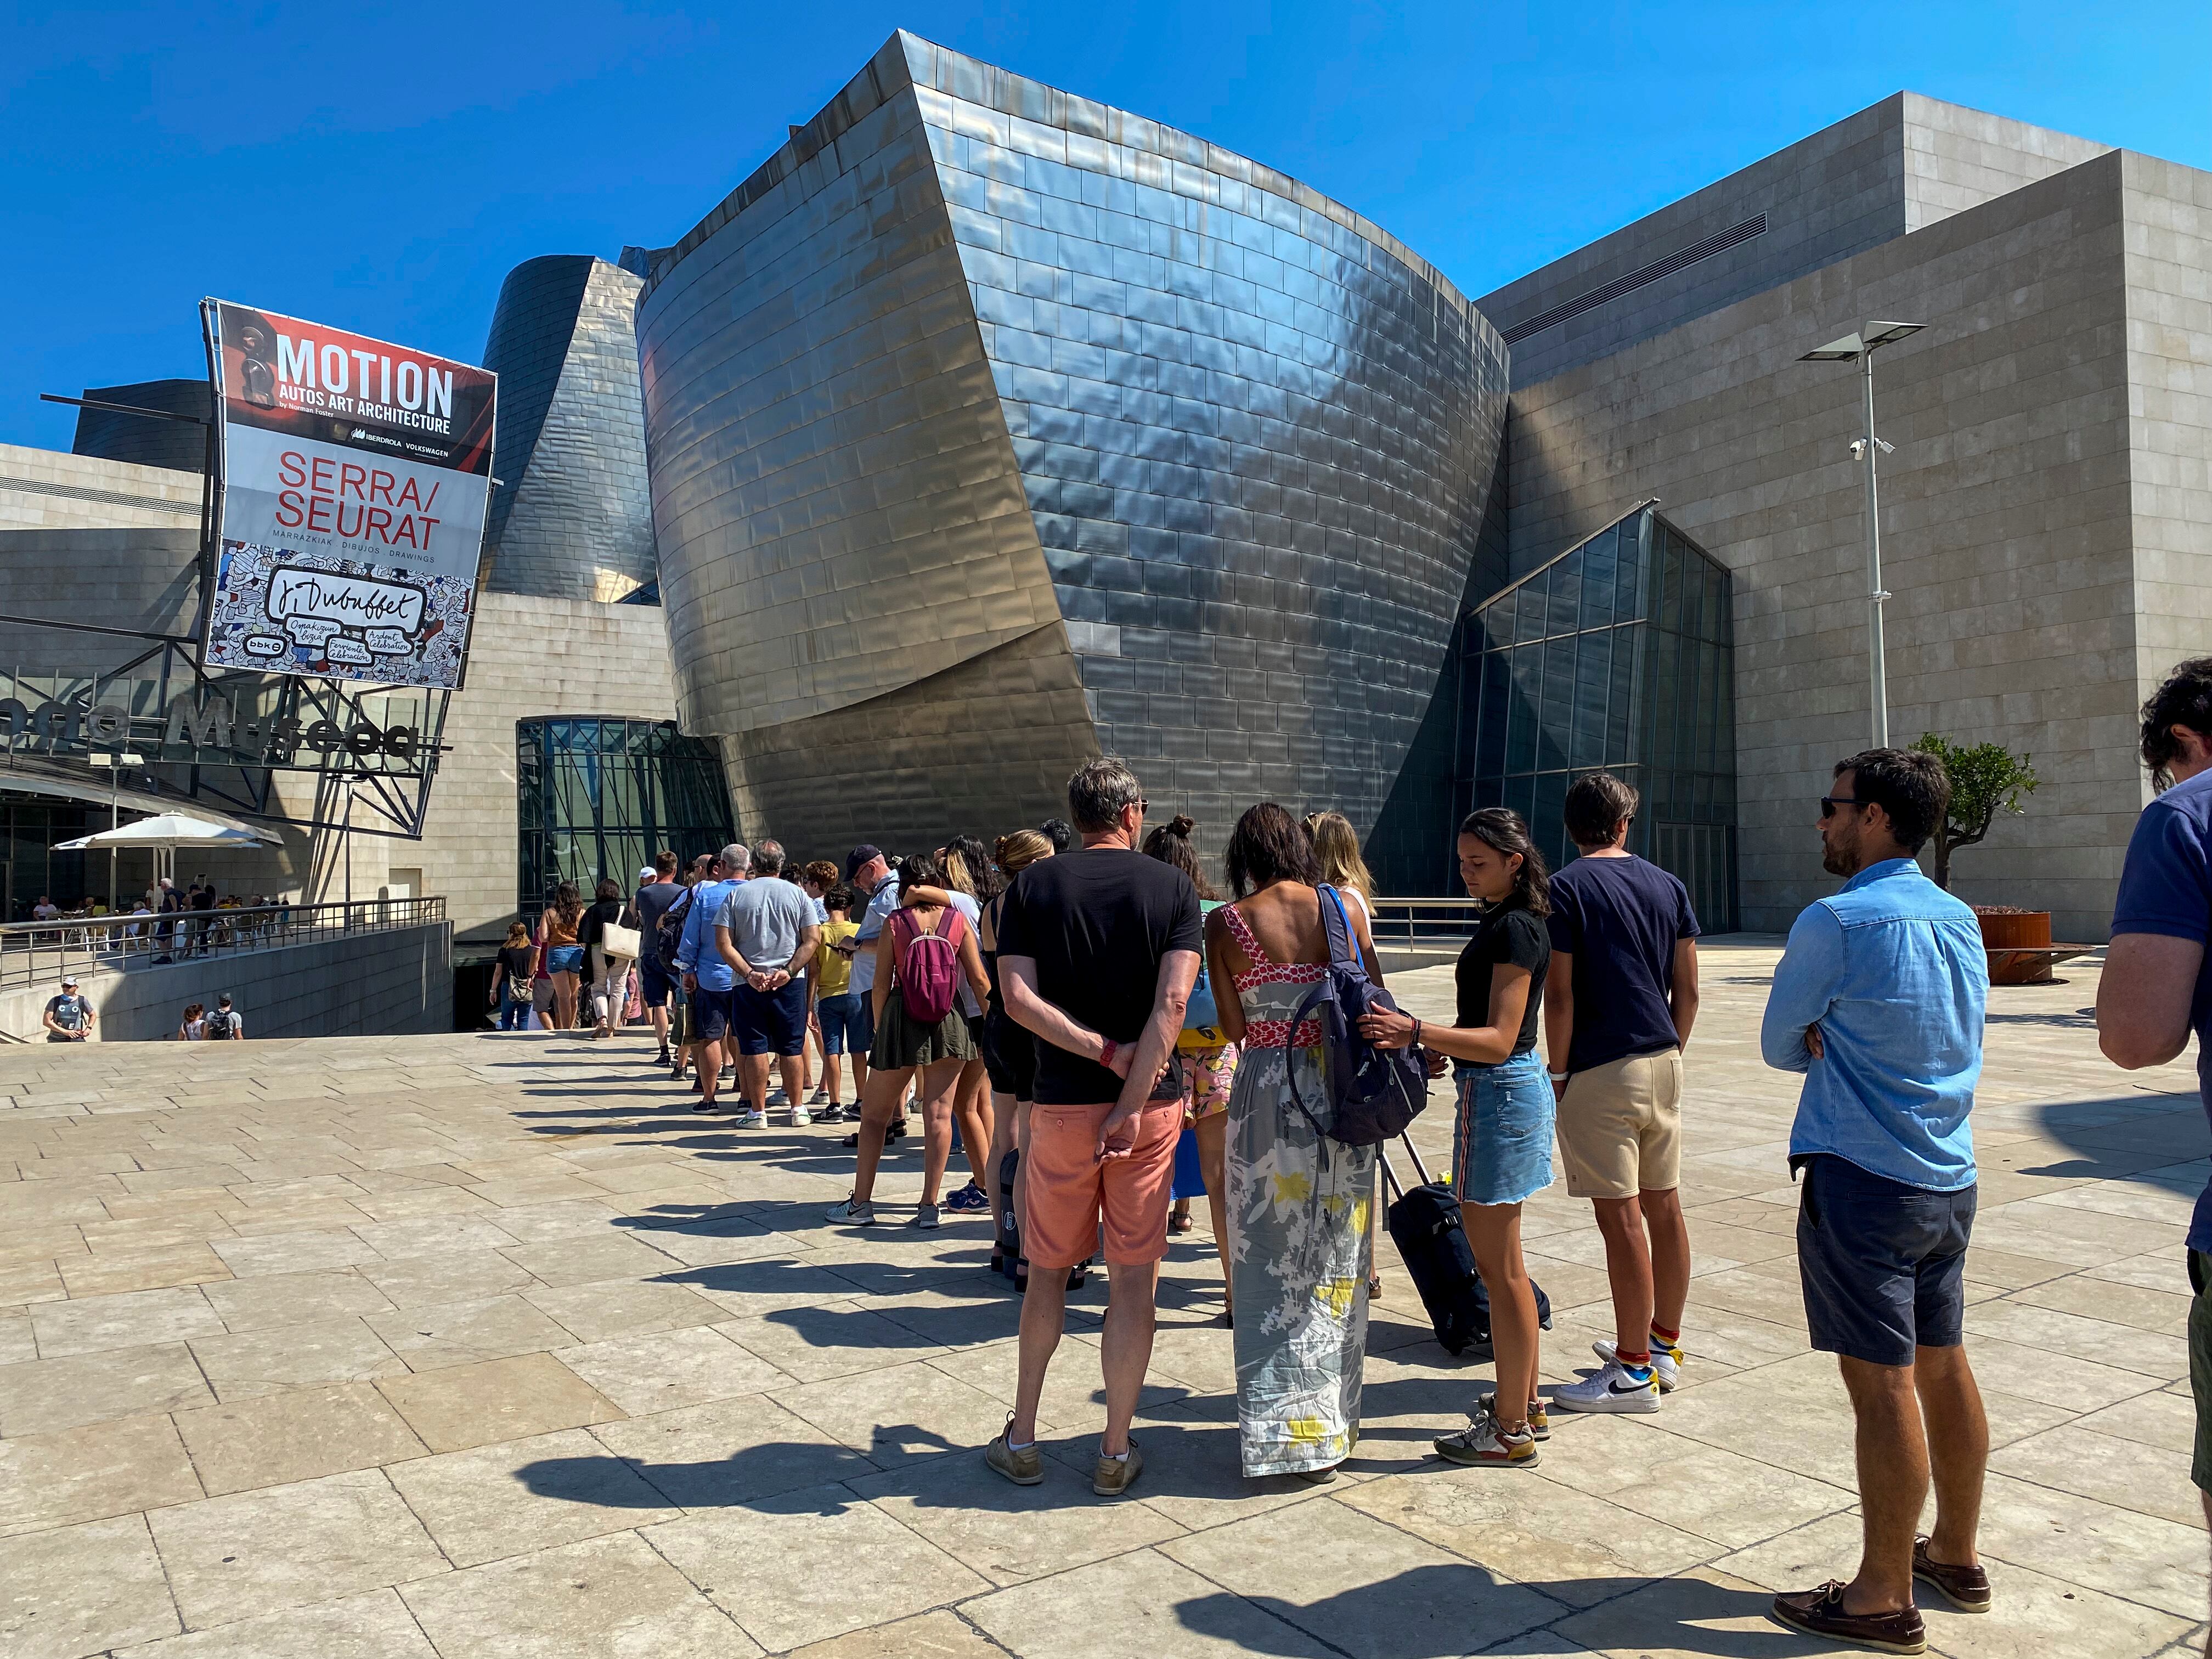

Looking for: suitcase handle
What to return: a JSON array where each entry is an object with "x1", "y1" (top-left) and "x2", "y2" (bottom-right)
[{"x1": 1377, "y1": 1130, "x2": 1438, "y2": 1204}]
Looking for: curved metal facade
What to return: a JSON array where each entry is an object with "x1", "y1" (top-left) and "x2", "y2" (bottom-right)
[
  {"x1": 637, "y1": 33, "x2": 1506, "y2": 853},
  {"x1": 482, "y1": 256, "x2": 659, "y2": 602}
]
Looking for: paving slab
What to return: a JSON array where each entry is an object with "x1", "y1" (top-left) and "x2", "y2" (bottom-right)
[
  {"x1": 0, "y1": 949, "x2": 2199, "y2": 1657},
  {"x1": 398, "y1": 1531, "x2": 761, "y2": 1657}
]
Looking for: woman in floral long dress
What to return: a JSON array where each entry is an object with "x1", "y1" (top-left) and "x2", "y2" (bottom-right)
[{"x1": 1206, "y1": 803, "x2": 1389, "y2": 1480}]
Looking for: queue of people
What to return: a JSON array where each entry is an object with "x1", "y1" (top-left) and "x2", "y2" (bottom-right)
[{"x1": 458, "y1": 664, "x2": 2212, "y2": 1656}]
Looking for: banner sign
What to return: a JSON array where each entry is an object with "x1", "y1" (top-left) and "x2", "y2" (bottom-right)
[{"x1": 200, "y1": 300, "x2": 495, "y2": 689}]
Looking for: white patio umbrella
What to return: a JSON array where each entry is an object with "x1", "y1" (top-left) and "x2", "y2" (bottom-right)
[{"x1": 53, "y1": 813, "x2": 280, "y2": 884}]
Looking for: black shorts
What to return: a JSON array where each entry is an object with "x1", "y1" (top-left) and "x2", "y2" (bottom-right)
[
  {"x1": 981, "y1": 1007, "x2": 1036, "y2": 1100},
  {"x1": 639, "y1": 957, "x2": 675, "y2": 1009},
  {"x1": 1796, "y1": 1153, "x2": 1975, "y2": 1367}
]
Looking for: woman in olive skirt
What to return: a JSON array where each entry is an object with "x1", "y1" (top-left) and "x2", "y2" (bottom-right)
[{"x1": 826, "y1": 850, "x2": 991, "y2": 1231}]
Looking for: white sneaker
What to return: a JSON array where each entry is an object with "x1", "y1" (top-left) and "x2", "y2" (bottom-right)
[
  {"x1": 1595, "y1": 1338, "x2": 1683, "y2": 1392},
  {"x1": 736, "y1": 1109, "x2": 768, "y2": 1129},
  {"x1": 791, "y1": 1107, "x2": 812, "y2": 1127},
  {"x1": 1551, "y1": 1359, "x2": 1662, "y2": 1414},
  {"x1": 909, "y1": 1202, "x2": 941, "y2": 1231},
  {"x1": 825, "y1": 1196, "x2": 876, "y2": 1224},
  {"x1": 767, "y1": 1087, "x2": 789, "y2": 1108}
]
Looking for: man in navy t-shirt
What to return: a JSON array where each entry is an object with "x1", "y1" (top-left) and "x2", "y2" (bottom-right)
[
  {"x1": 1542, "y1": 772, "x2": 1701, "y2": 1415},
  {"x1": 2100, "y1": 657, "x2": 2212, "y2": 1553}
]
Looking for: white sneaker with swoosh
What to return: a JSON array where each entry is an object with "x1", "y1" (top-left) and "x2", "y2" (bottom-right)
[{"x1": 1550, "y1": 1358, "x2": 1662, "y2": 1413}]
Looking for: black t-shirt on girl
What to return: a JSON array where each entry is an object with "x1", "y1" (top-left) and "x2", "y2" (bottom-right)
[{"x1": 1456, "y1": 905, "x2": 1549, "y2": 1056}]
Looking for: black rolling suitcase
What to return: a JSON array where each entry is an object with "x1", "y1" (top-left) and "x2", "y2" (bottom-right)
[{"x1": 1378, "y1": 1134, "x2": 1549, "y2": 1355}]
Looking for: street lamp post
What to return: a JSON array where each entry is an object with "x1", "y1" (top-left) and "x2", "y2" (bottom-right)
[
  {"x1": 88, "y1": 751, "x2": 146, "y2": 913},
  {"x1": 1799, "y1": 321, "x2": 1926, "y2": 749}
]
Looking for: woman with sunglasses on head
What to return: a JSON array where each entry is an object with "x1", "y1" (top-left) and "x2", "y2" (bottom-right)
[{"x1": 1359, "y1": 807, "x2": 1554, "y2": 1470}]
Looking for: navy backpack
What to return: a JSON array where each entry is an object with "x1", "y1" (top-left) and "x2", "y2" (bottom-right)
[{"x1": 1284, "y1": 885, "x2": 1429, "y2": 1146}]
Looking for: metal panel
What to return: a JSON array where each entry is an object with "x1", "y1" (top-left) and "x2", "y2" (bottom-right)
[{"x1": 638, "y1": 33, "x2": 1506, "y2": 856}]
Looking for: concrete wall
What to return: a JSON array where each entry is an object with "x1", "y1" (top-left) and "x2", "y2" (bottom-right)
[
  {"x1": 0, "y1": 444, "x2": 202, "y2": 532},
  {"x1": 1502, "y1": 151, "x2": 2150, "y2": 940},
  {"x1": 411, "y1": 590, "x2": 679, "y2": 942},
  {"x1": 2121, "y1": 153, "x2": 2212, "y2": 747},
  {"x1": 1480, "y1": 95, "x2": 2109, "y2": 390},
  {"x1": 0, "y1": 918, "x2": 453, "y2": 1042}
]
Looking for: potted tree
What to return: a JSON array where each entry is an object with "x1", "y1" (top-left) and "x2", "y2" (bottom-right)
[{"x1": 1910, "y1": 733, "x2": 2045, "y2": 982}]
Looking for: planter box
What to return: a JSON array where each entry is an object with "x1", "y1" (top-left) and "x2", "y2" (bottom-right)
[{"x1": 1977, "y1": 909, "x2": 2053, "y2": 985}]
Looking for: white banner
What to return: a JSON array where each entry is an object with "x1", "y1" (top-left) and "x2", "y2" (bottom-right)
[{"x1": 201, "y1": 300, "x2": 496, "y2": 690}]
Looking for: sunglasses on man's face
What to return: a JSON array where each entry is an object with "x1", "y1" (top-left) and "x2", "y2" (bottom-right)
[{"x1": 1819, "y1": 796, "x2": 1865, "y2": 818}]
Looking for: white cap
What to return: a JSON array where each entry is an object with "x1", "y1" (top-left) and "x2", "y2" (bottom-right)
[
  {"x1": 639, "y1": 867, "x2": 656, "y2": 882},
  {"x1": 60, "y1": 975, "x2": 77, "y2": 988}
]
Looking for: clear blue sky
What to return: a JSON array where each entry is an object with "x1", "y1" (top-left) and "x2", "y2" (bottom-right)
[{"x1": 5, "y1": 1, "x2": 2206, "y2": 452}]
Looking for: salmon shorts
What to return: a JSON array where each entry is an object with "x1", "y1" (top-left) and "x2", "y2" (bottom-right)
[{"x1": 1022, "y1": 1098, "x2": 1182, "y2": 1269}]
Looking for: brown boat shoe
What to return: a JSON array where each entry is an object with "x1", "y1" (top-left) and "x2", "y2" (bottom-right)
[
  {"x1": 984, "y1": 1416, "x2": 1042, "y2": 1486},
  {"x1": 1912, "y1": 1537, "x2": 1992, "y2": 1613},
  {"x1": 1092, "y1": 1436, "x2": 1143, "y2": 1497},
  {"x1": 1770, "y1": 1581, "x2": 1926, "y2": 1655}
]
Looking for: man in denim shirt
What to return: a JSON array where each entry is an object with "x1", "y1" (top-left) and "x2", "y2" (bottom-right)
[
  {"x1": 1761, "y1": 748, "x2": 1992, "y2": 1652},
  {"x1": 673, "y1": 844, "x2": 747, "y2": 1113}
]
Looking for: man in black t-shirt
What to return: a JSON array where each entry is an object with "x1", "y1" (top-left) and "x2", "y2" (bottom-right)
[
  {"x1": 634, "y1": 853, "x2": 685, "y2": 1063},
  {"x1": 988, "y1": 759, "x2": 1201, "y2": 1499},
  {"x1": 1543, "y1": 772, "x2": 1701, "y2": 1414}
]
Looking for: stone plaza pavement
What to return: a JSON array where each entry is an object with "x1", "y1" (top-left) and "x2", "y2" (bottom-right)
[{"x1": 0, "y1": 940, "x2": 2204, "y2": 1658}]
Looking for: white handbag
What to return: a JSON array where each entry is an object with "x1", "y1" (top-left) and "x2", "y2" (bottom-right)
[{"x1": 601, "y1": 921, "x2": 642, "y2": 960}]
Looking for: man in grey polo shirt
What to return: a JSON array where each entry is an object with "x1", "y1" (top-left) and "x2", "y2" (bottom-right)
[{"x1": 718, "y1": 839, "x2": 822, "y2": 1130}]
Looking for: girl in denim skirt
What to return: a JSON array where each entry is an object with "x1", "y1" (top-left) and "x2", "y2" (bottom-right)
[{"x1": 1361, "y1": 807, "x2": 1553, "y2": 1469}]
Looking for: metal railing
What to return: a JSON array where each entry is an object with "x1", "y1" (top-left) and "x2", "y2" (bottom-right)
[
  {"x1": 0, "y1": 896, "x2": 447, "y2": 991},
  {"x1": 1367, "y1": 897, "x2": 1488, "y2": 947}
]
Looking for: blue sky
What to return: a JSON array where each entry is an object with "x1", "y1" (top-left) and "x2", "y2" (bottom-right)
[{"x1": 5, "y1": 1, "x2": 2207, "y2": 452}]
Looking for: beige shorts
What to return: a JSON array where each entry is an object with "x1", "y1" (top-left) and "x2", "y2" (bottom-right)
[{"x1": 1556, "y1": 1048, "x2": 1683, "y2": 1200}]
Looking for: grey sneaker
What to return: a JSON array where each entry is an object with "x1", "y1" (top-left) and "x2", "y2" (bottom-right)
[
  {"x1": 1092, "y1": 1436, "x2": 1143, "y2": 1496},
  {"x1": 985, "y1": 1416, "x2": 1043, "y2": 1486},
  {"x1": 909, "y1": 1202, "x2": 941, "y2": 1231},
  {"x1": 825, "y1": 1196, "x2": 876, "y2": 1225},
  {"x1": 791, "y1": 1107, "x2": 813, "y2": 1127}
]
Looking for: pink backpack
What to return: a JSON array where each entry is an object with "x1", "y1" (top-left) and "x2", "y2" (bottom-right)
[{"x1": 891, "y1": 907, "x2": 966, "y2": 1024}]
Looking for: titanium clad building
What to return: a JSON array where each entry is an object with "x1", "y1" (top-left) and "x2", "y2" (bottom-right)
[
  {"x1": 482, "y1": 255, "x2": 659, "y2": 602},
  {"x1": 635, "y1": 32, "x2": 1506, "y2": 854}
]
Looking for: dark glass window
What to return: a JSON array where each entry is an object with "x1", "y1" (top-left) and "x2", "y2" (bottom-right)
[
  {"x1": 1458, "y1": 504, "x2": 1739, "y2": 930},
  {"x1": 515, "y1": 719, "x2": 735, "y2": 913}
]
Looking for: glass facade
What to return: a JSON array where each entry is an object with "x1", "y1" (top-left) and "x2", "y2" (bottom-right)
[
  {"x1": 0, "y1": 794, "x2": 92, "y2": 919},
  {"x1": 515, "y1": 719, "x2": 735, "y2": 912},
  {"x1": 1459, "y1": 504, "x2": 1739, "y2": 930}
]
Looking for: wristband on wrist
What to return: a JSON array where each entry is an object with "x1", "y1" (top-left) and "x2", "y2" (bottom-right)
[
  {"x1": 1410, "y1": 1017, "x2": 1422, "y2": 1048},
  {"x1": 1099, "y1": 1037, "x2": 1118, "y2": 1069},
  {"x1": 1548, "y1": 1070, "x2": 1570, "y2": 1083}
]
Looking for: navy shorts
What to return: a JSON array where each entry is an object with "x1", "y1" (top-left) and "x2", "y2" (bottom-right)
[
  {"x1": 690, "y1": 985, "x2": 735, "y2": 1044},
  {"x1": 1797, "y1": 1153, "x2": 1976, "y2": 1367},
  {"x1": 639, "y1": 957, "x2": 674, "y2": 1009},
  {"x1": 816, "y1": 991, "x2": 867, "y2": 1056},
  {"x1": 732, "y1": 978, "x2": 809, "y2": 1057},
  {"x1": 849, "y1": 991, "x2": 877, "y2": 1061}
]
